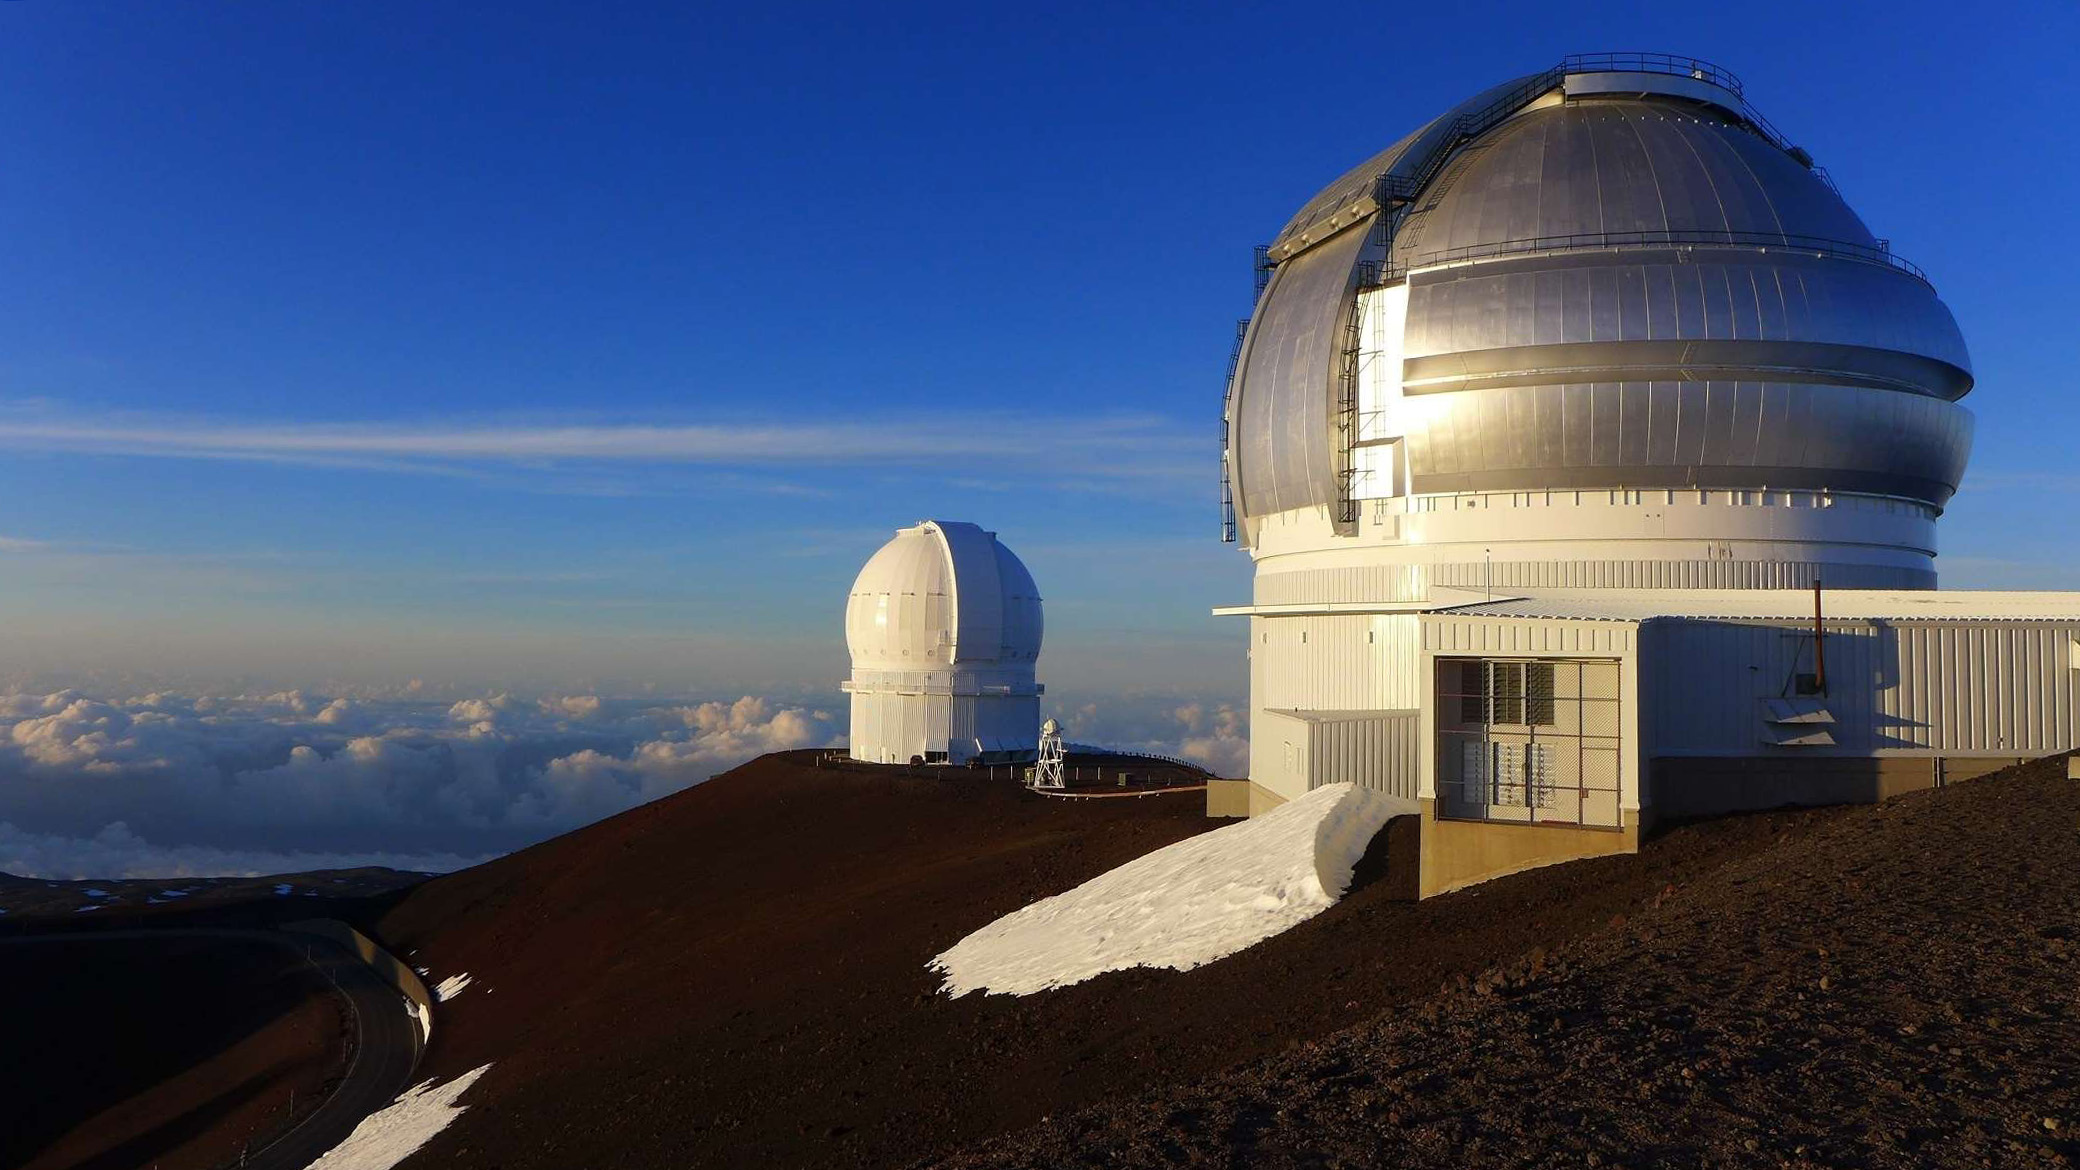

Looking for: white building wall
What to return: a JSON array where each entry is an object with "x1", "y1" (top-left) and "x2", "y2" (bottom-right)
[
  {"x1": 1644, "y1": 618, "x2": 2080, "y2": 759},
  {"x1": 1256, "y1": 614, "x2": 1423, "y2": 710},
  {"x1": 1249, "y1": 613, "x2": 1425, "y2": 802},
  {"x1": 849, "y1": 690, "x2": 1039, "y2": 764},
  {"x1": 1252, "y1": 708, "x2": 1421, "y2": 800}
]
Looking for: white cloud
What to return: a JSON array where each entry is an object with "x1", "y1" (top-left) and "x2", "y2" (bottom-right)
[
  {"x1": 0, "y1": 410, "x2": 1200, "y2": 487},
  {"x1": 1050, "y1": 693, "x2": 1251, "y2": 779},
  {"x1": 0, "y1": 683, "x2": 1250, "y2": 880},
  {"x1": 1172, "y1": 702, "x2": 1250, "y2": 778},
  {"x1": 0, "y1": 688, "x2": 839, "y2": 878}
]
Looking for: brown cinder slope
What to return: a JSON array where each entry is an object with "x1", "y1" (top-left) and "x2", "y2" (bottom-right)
[
  {"x1": 368, "y1": 750, "x2": 1862, "y2": 1170},
  {"x1": 936, "y1": 757, "x2": 2080, "y2": 1170},
  {"x1": 0, "y1": 935, "x2": 348, "y2": 1170},
  {"x1": 364, "y1": 751, "x2": 1215, "y2": 1169}
]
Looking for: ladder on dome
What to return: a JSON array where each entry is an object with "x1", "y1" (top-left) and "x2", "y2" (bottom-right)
[
  {"x1": 1219, "y1": 250, "x2": 1278, "y2": 545},
  {"x1": 1219, "y1": 316, "x2": 1248, "y2": 543},
  {"x1": 1332, "y1": 67, "x2": 1567, "y2": 526}
]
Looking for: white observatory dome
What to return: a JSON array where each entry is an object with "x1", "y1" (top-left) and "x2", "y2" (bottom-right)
[
  {"x1": 844, "y1": 521, "x2": 1043, "y2": 671},
  {"x1": 842, "y1": 521, "x2": 1044, "y2": 765}
]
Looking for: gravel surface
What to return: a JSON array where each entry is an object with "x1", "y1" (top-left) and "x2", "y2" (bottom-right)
[
  {"x1": 933, "y1": 756, "x2": 2080, "y2": 1170},
  {"x1": 362, "y1": 750, "x2": 1866, "y2": 1170}
]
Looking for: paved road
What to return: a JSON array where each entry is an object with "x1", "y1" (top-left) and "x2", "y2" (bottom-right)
[{"x1": 0, "y1": 927, "x2": 423, "y2": 1170}]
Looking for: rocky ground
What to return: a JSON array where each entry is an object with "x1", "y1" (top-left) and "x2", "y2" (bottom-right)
[
  {"x1": 935, "y1": 757, "x2": 2080, "y2": 1170},
  {"x1": 12, "y1": 752, "x2": 2072, "y2": 1170},
  {"x1": 371, "y1": 750, "x2": 1876, "y2": 1170}
]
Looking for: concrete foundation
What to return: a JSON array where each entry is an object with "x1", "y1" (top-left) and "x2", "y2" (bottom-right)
[
  {"x1": 1649, "y1": 755, "x2": 2029, "y2": 820},
  {"x1": 1416, "y1": 801, "x2": 1640, "y2": 898}
]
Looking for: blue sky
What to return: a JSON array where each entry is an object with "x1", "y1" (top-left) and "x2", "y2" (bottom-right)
[{"x1": 1, "y1": 0, "x2": 2076, "y2": 701}]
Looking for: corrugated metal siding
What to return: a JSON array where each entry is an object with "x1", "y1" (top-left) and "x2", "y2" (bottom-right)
[
  {"x1": 1883, "y1": 623, "x2": 2079, "y2": 753},
  {"x1": 1643, "y1": 618, "x2": 2080, "y2": 757},
  {"x1": 1309, "y1": 712, "x2": 1421, "y2": 799},
  {"x1": 1422, "y1": 616, "x2": 1636, "y2": 656},
  {"x1": 1254, "y1": 559, "x2": 1929, "y2": 603}
]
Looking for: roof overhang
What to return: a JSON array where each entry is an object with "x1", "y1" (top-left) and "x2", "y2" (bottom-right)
[{"x1": 1211, "y1": 588, "x2": 1519, "y2": 618}]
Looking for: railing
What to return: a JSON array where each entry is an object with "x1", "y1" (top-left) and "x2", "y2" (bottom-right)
[
  {"x1": 1373, "y1": 228, "x2": 1930, "y2": 287},
  {"x1": 1552, "y1": 51, "x2": 1840, "y2": 189},
  {"x1": 1365, "y1": 51, "x2": 1823, "y2": 261},
  {"x1": 1219, "y1": 316, "x2": 1248, "y2": 543},
  {"x1": 1559, "y1": 52, "x2": 1743, "y2": 95},
  {"x1": 1370, "y1": 65, "x2": 1567, "y2": 234}
]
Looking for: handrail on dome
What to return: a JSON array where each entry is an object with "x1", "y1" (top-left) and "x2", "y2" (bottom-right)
[
  {"x1": 1364, "y1": 51, "x2": 1835, "y2": 264},
  {"x1": 1561, "y1": 52, "x2": 1744, "y2": 96},
  {"x1": 1372, "y1": 229, "x2": 1932, "y2": 288}
]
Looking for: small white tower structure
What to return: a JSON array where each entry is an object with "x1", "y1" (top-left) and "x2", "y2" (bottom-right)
[
  {"x1": 843, "y1": 520, "x2": 1044, "y2": 765},
  {"x1": 1033, "y1": 718, "x2": 1066, "y2": 789}
]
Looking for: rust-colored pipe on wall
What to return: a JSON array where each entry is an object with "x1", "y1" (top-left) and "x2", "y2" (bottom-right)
[{"x1": 1814, "y1": 578, "x2": 1827, "y2": 695}]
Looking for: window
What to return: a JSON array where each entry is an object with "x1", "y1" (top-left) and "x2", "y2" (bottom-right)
[
  {"x1": 1459, "y1": 661, "x2": 1556, "y2": 727},
  {"x1": 1459, "y1": 741, "x2": 1557, "y2": 808},
  {"x1": 1436, "y1": 657, "x2": 1623, "y2": 829},
  {"x1": 1527, "y1": 661, "x2": 1556, "y2": 726},
  {"x1": 1459, "y1": 661, "x2": 1486, "y2": 724}
]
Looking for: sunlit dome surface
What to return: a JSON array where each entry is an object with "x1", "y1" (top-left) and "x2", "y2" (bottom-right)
[
  {"x1": 844, "y1": 520, "x2": 1042, "y2": 671},
  {"x1": 1224, "y1": 54, "x2": 1975, "y2": 532}
]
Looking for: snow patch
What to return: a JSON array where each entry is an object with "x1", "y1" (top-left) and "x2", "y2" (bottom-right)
[
  {"x1": 74, "y1": 904, "x2": 101, "y2": 913},
  {"x1": 299, "y1": 1064, "x2": 490, "y2": 1170},
  {"x1": 84, "y1": 888, "x2": 109, "y2": 897},
  {"x1": 409, "y1": 998, "x2": 432, "y2": 1043},
  {"x1": 433, "y1": 973, "x2": 472, "y2": 1002},
  {"x1": 932, "y1": 782, "x2": 1409, "y2": 997},
  {"x1": 274, "y1": 883, "x2": 294, "y2": 895}
]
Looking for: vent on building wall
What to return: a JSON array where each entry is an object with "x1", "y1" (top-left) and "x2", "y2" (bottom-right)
[{"x1": 1760, "y1": 697, "x2": 1835, "y2": 746}]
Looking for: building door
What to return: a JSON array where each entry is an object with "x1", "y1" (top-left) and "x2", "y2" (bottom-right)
[{"x1": 1436, "y1": 658, "x2": 1622, "y2": 828}]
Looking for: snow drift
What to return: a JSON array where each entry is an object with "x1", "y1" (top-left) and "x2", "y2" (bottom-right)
[
  {"x1": 301, "y1": 1064, "x2": 491, "y2": 1170},
  {"x1": 932, "y1": 782, "x2": 1410, "y2": 997}
]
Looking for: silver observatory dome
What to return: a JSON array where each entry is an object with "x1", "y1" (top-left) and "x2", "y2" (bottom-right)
[{"x1": 1222, "y1": 54, "x2": 1974, "y2": 593}]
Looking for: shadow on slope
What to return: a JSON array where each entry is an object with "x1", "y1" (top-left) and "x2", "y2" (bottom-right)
[
  {"x1": 364, "y1": 750, "x2": 1849, "y2": 1170},
  {"x1": 0, "y1": 935, "x2": 347, "y2": 1170}
]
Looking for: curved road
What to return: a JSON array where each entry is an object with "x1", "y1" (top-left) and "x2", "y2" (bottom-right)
[{"x1": 0, "y1": 928, "x2": 423, "y2": 1170}]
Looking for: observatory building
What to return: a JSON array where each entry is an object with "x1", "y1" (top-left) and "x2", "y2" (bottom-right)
[
  {"x1": 1213, "y1": 53, "x2": 2080, "y2": 894},
  {"x1": 843, "y1": 520, "x2": 1044, "y2": 765}
]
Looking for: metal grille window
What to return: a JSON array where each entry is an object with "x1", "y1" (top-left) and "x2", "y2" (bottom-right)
[
  {"x1": 1453, "y1": 661, "x2": 1556, "y2": 727},
  {"x1": 1438, "y1": 657, "x2": 1622, "y2": 829},
  {"x1": 1458, "y1": 741, "x2": 1556, "y2": 808}
]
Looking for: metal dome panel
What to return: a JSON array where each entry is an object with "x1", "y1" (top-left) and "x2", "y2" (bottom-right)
[
  {"x1": 1399, "y1": 379, "x2": 1974, "y2": 503},
  {"x1": 933, "y1": 520, "x2": 1006, "y2": 666},
  {"x1": 1225, "y1": 58, "x2": 1976, "y2": 530},
  {"x1": 1392, "y1": 101, "x2": 1875, "y2": 263},
  {"x1": 843, "y1": 521, "x2": 1042, "y2": 671},
  {"x1": 1229, "y1": 222, "x2": 1373, "y2": 520},
  {"x1": 1402, "y1": 252, "x2": 1973, "y2": 398}
]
